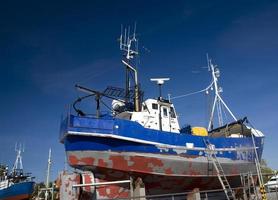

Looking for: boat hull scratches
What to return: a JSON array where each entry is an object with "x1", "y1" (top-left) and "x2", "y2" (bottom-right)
[
  {"x1": 61, "y1": 115, "x2": 264, "y2": 163},
  {"x1": 67, "y1": 151, "x2": 253, "y2": 197},
  {"x1": 66, "y1": 150, "x2": 256, "y2": 196},
  {"x1": 67, "y1": 150, "x2": 256, "y2": 177}
]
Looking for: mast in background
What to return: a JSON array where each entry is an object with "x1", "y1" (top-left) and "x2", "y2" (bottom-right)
[{"x1": 12, "y1": 143, "x2": 24, "y2": 175}]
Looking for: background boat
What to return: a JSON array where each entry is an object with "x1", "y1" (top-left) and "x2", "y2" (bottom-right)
[{"x1": 0, "y1": 145, "x2": 35, "y2": 200}]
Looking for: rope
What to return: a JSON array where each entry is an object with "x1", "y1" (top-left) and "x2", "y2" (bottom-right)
[{"x1": 171, "y1": 81, "x2": 214, "y2": 100}]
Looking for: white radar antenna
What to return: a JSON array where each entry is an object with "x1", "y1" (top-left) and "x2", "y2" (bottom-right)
[
  {"x1": 150, "y1": 78, "x2": 170, "y2": 99},
  {"x1": 207, "y1": 55, "x2": 237, "y2": 131}
]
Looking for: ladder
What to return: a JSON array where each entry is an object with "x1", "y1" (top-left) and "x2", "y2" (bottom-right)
[
  {"x1": 240, "y1": 173, "x2": 248, "y2": 199},
  {"x1": 249, "y1": 173, "x2": 259, "y2": 200},
  {"x1": 241, "y1": 172, "x2": 259, "y2": 200},
  {"x1": 240, "y1": 172, "x2": 259, "y2": 200},
  {"x1": 204, "y1": 139, "x2": 236, "y2": 200},
  {"x1": 250, "y1": 127, "x2": 267, "y2": 200}
]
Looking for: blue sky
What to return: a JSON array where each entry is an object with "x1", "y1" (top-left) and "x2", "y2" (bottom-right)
[{"x1": 0, "y1": 1, "x2": 278, "y2": 181}]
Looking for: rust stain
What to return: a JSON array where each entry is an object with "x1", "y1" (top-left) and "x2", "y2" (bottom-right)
[
  {"x1": 130, "y1": 156, "x2": 163, "y2": 173},
  {"x1": 98, "y1": 185, "x2": 129, "y2": 199},
  {"x1": 98, "y1": 158, "x2": 108, "y2": 167},
  {"x1": 110, "y1": 155, "x2": 129, "y2": 169},
  {"x1": 68, "y1": 155, "x2": 79, "y2": 165},
  {"x1": 73, "y1": 174, "x2": 81, "y2": 183},
  {"x1": 189, "y1": 169, "x2": 201, "y2": 175},
  {"x1": 181, "y1": 154, "x2": 199, "y2": 159},
  {"x1": 109, "y1": 155, "x2": 165, "y2": 173},
  {"x1": 188, "y1": 161, "x2": 193, "y2": 168},
  {"x1": 80, "y1": 157, "x2": 95, "y2": 165},
  {"x1": 83, "y1": 174, "x2": 93, "y2": 192},
  {"x1": 164, "y1": 168, "x2": 173, "y2": 175},
  {"x1": 230, "y1": 165, "x2": 239, "y2": 175}
]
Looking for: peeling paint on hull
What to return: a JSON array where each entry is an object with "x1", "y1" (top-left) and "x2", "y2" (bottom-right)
[
  {"x1": 67, "y1": 150, "x2": 256, "y2": 177},
  {"x1": 66, "y1": 150, "x2": 256, "y2": 195},
  {"x1": 60, "y1": 115, "x2": 264, "y2": 197}
]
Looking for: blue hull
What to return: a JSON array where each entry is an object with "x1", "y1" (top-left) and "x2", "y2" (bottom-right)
[
  {"x1": 0, "y1": 181, "x2": 34, "y2": 200},
  {"x1": 61, "y1": 115, "x2": 264, "y2": 162},
  {"x1": 60, "y1": 114, "x2": 264, "y2": 196}
]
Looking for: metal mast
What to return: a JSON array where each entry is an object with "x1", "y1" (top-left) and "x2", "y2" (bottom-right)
[
  {"x1": 119, "y1": 24, "x2": 140, "y2": 111},
  {"x1": 207, "y1": 56, "x2": 237, "y2": 131},
  {"x1": 45, "y1": 148, "x2": 52, "y2": 200},
  {"x1": 37, "y1": 148, "x2": 54, "y2": 200},
  {"x1": 12, "y1": 143, "x2": 24, "y2": 174}
]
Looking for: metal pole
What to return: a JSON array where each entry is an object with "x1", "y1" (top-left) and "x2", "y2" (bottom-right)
[
  {"x1": 72, "y1": 179, "x2": 131, "y2": 188},
  {"x1": 122, "y1": 60, "x2": 140, "y2": 112},
  {"x1": 51, "y1": 187, "x2": 54, "y2": 200},
  {"x1": 208, "y1": 96, "x2": 217, "y2": 130},
  {"x1": 159, "y1": 104, "x2": 162, "y2": 131},
  {"x1": 45, "y1": 148, "x2": 52, "y2": 200},
  {"x1": 159, "y1": 84, "x2": 162, "y2": 99},
  {"x1": 96, "y1": 94, "x2": 100, "y2": 118},
  {"x1": 275, "y1": 184, "x2": 278, "y2": 200},
  {"x1": 126, "y1": 67, "x2": 130, "y2": 103},
  {"x1": 217, "y1": 95, "x2": 237, "y2": 121}
]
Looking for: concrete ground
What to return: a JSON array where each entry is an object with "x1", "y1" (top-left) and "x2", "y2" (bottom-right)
[{"x1": 267, "y1": 191, "x2": 278, "y2": 200}]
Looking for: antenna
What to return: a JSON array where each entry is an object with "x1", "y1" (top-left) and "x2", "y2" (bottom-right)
[
  {"x1": 150, "y1": 78, "x2": 170, "y2": 99},
  {"x1": 119, "y1": 24, "x2": 141, "y2": 112},
  {"x1": 119, "y1": 23, "x2": 138, "y2": 60},
  {"x1": 206, "y1": 53, "x2": 211, "y2": 71},
  {"x1": 133, "y1": 22, "x2": 137, "y2": 41}
]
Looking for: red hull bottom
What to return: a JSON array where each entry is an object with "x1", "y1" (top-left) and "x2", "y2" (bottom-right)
[
  {"x1": 66, "y1": 150, "x2": 257, "y2": 199},
  {"x1": 78, "y1": 167, "x2": 250, "y2": 199},
  {"x1": 3, "y1": 194, "x2": 30, "y2": 200}
]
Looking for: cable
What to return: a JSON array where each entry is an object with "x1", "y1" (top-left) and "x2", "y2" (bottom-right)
[
  {"x1": 171, "y1": 81, "x2": 214, "y2": 100},
  {"x1": 100, "y1": 99, "x2": 113, "y2": 112}
]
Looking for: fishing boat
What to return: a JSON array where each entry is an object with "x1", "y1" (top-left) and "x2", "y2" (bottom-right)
[
  {"x1": 0, "y1": 145, "x2": 35, "y2": 200},
  {"x1": 60, "y1": 27, "x2": 264, "y2": 199}
]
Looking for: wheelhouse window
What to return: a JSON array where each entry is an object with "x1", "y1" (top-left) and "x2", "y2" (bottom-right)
[
  {"x1": 152, "y1": 103, "x2": 158, "y2": 110},
  {"x1": 143, "y1": 104, "x2": 147, "y2": 111},
  {"x1": 170, "y1": 107, "x2": 176, "y2": 118},
  {"x1": 163, "y1": 107, "x2": 168, "y2": 117}
]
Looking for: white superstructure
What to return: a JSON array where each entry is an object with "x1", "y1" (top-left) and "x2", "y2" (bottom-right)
[{"x1": 116, "y1": 98, "x2": 180, "y2": 133}]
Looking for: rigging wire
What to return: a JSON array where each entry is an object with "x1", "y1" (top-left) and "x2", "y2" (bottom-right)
[
  {"x1": 245, "y1": 119, "x2": 265, "y2": 186},
  {"x1": 100, "y1": 99, "x2": 113, "y2": 112},
  {"x1": 171, "y1": 81, "x2": 214, "y2": 100},
  {"x1": 221, "y1": 102, "x2": 228, "y2": 122},
  {"x1": 207, "y1": 87, "x2": 213, "y2": 126},
  {"x1": 76, "y1": 65, "x2": 117, "y2": 85}
]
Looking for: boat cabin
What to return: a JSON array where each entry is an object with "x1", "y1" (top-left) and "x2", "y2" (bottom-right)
[{"x1": 115, "y1": 98, "x2": 180, "y2": 133}]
